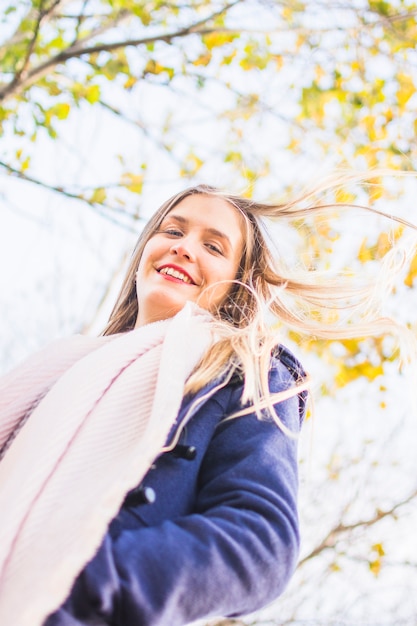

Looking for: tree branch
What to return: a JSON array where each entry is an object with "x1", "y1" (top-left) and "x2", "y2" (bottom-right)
[
  {"x1": 97, "y1": 98, "x2": 182, "y2": 165},
  {"x1": 0, "y1": 159, "x2": 137, "y2": 229},
  {"x1": 1, "y1": 0, "x2": 70, "y2": 48},
  {"x1": 0, "y1": 0, "x2": 241, "y2": 103},
  {"x1": 70, "y1": 0, "x2": 92, "y2": 46},
  {"x1": 3, "y1": 0, "x2": 65, "y2": 90},
  {"x1": 65, "y1": 7, "x2": 132, "y2": 51},
  {"x1": 299, "y1": 488, "x2": 417, "y2": 566}
]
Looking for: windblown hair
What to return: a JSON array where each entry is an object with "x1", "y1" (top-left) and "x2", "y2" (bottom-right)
[{"x1": 103, "y1": 177, "x2": 417, "y2": 427}]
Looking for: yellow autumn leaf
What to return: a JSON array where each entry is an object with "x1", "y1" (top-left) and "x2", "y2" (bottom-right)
[
  {"x1": 124, "y1": 76, "x2": 137, "y2": 89},
  {"x1": 315, "y1": 65, "x2": 325, "y2": 82},
  {"x1": 89, "y1": 187, "x2": 107, "y2": 204},
  {"x1": 296, "y1": 33, "x2": 306, "y2": 50},
  {"x1": 273, "y1": 54, "x2": 284, "y2": 70},
  {"x1": 335, "y1": 361, "x2": 383, "y2": 387},
  {"x1": 21, "y1": 156, "x2": 30, "y2": 171},
  {"x1": 372, "y1": 543, "x2": 385, "y2": 557},
  {"x1": 375, "y1": 232, "x2": 391, "y2": 258},
  {"x1": 394, "y1": 225, "x2": 404, "y2": 241},
  {"x1": 143, "y1": 59, "x2": 162, "y2": 75},
  {"x1": 85, "y1": 85, "x2": 100, "y2": 104},
  {"x1": 202, "y1": 32, "x2": 238, "y2": 50},
  {"x1": 339, "y1": 338, "x2": 362, "y2": 355},
  {"x1": 335, "y1": 188, "x2": 356, "y2": 204},
  {"x1": 369, "y1": 558, "x2": 382, "y2": 577},
  {"x1": 192, "y1": 52, "x2": 212, "y2": 67},
  {"x1": 143, "y1": 60, "x2": 174, "y2": 80},
  {"x1": 180, "y1": 152, "x2": 204, "y2": 177},
  {"x1": 121, "y1": 173, "x2": 143, "y2": 194},
  {"x1": 53, "y1": 102, "x2": 71, "y2": 120},
  {"x1": 334, "y1": 364, "x2": 353, "y2": 387},
  {"x1": 385, "y1": 108, "x2": 394, "y2": 123},
  {"x1": 317, "y1": 221, "x2": 339, "y2": 242},
  {"x1": 404, "y1": 251, "x2": 417, "y2": 287},
  {"x1": 361, "y1": 115, "x2": 378, "y2": 142},
  {"x1": 357, "y1": 361, "x2": 384, "y2": 381},
  {"x1": 221, "y1": 51, "x2": 237, "y2": 66},
  {"x1": 358, "y1": 237, "x2": 372, "y2": 263},
  {"x1": 368, "y1": 184, "x2": 384, "y2": 203},
  {"x1": 397, "y1": 73, "x2": 415, "y2": 109},
  {"x1": 287, "y1": 137, "x2": 300, "y2": 152}
]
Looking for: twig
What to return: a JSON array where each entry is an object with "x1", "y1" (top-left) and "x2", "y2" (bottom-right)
[{"x1": 299, "y1": 488, "x2": 417, "y2": 565}]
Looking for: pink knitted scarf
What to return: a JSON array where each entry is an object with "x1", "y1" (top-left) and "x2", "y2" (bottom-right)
[{"x1": 0, "y1": 303, "x2": 212, "y2": 626}]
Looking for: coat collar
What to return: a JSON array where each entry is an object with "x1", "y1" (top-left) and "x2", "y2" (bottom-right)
[
  {"x1": 163, "y1": 343, "x2": 307, "y2": 449},
  {"x1": 163, "y1": 368, "x2": 233, "y2": 450}
]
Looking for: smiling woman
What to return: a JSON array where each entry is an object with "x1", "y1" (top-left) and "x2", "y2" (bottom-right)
[
  {"x1": 0, "y1": 182, "x2": 416, "y2": 626},
  {"x1": 135, "y1": 195, "x2": 243, "y2": 326}
]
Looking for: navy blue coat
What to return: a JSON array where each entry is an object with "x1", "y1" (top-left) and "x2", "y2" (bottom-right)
[{"x1": 44, "y1": 346, "x2": 306, "y2": 626}]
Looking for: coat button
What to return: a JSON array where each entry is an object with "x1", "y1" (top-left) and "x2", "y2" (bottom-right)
[
  {"x1": 123, "y1": 485, "x2": 156, "y2": 507},
  {"x1": 171, "y1": 444, "x2": 197, "y2": 461}
]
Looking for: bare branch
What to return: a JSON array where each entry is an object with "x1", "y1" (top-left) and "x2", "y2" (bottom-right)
[
  {"x1": 65, "y1": 7, "x2": 132, "y2": 51},
  {"x1": 1, "y1": 0, "x2": 72, "y2": 49},
  {"x1": 299, "y1": 488, "x2": 417, "y2": 566},
  {"x1": 97, "y1": 99, "x2": 182, "y2": 166},
  {"x1": 5, "y1": 0, "x2": 56, "y2": 94},
  {"x1": 70, "y1": 0, "x2": 92, "y2": 46},
  {"x1": 0, "y1": 159, "x2": 137, "y2": 230}
]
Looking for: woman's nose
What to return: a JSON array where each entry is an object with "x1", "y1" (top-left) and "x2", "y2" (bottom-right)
[{"x1": 170, "y1": 239, "x2": 195, "y2": 261}]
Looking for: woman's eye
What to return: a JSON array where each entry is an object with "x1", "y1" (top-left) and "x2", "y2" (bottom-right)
[
  {"x1": 163, "y1": 228, "x2": 183, "y2": 237},
  {"x1": 206, "y1": 243, "x2": 223, "y2": 254}
]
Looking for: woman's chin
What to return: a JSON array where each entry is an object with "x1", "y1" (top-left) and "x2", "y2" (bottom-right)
[{"x1": 137, "y1": 297, "x2": 197, "y2": 326}]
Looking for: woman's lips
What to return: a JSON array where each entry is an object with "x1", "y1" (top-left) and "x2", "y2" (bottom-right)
[{"x1": 157, "y1": 264, "x2": 196, "y2": 285}]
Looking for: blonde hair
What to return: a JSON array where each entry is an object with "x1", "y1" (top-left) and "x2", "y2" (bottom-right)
[{"x1": 103, "y1": 178, "x2": 417, "y2": 426}]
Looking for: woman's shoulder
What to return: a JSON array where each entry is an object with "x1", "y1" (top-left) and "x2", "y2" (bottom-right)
[
  {"x1": 270, "y1": 345, "x2": 308, "y2": 426},
  {"x1": 220, "y1": 343, "x2": 307, "y2": 427},
  {"x1": 227, "y1": 343, "x2": 306, "y2": 388},
  {"x1": 271, "y1": 344, "x2": 306, "y2": 384}
]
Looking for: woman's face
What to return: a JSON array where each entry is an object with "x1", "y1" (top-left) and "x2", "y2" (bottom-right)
[{"x1": 135, "y1": 194, "x2": 244, "y2": 326}]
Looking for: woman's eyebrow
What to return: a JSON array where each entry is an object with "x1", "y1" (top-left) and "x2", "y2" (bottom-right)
[
  {"x1": 205, "y1": 227, "x2": 232, "y2": 248},
  {"x1": 166, "y1": 214, "x2": 232, "y2": 247}
]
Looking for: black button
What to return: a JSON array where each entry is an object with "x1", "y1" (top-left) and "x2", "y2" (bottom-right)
[
  {"x1": 171, "y1": 444, "x2": 197, "y2": 461},
  {"x1": 124, "y1": 485, "x2": 156, "y2": 507}
]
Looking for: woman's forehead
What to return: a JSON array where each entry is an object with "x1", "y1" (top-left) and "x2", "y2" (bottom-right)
[{"x1": 168, "y1": 193, "x2": 246, "y2": 228}]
